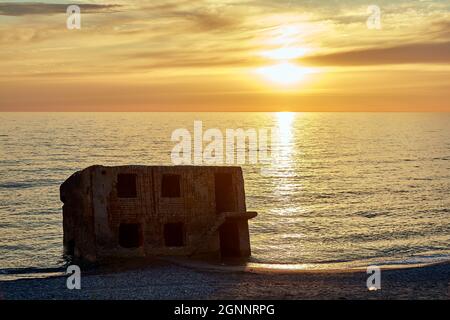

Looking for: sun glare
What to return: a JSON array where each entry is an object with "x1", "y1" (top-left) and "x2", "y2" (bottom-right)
[
  {"x1": 276, "y1": 112, "x2": 295, "y2": 133},
  {"x1": 260, "y1": 47, "x2": 310, "y2": 60},
  {"x1": 257, "y1": 62, "x2": 315, "y2": 85},
  {"x1": 256, "y1": 24, "x2": 319, "y2": 87}
]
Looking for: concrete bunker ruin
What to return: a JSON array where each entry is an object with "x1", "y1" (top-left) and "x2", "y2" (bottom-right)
[{"x1": 60, "y1": 165, "x2": 257, "y2": 262}]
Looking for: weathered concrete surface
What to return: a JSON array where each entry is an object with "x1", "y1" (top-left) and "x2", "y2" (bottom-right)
[{"x1": 60, "y1": 165, "x2": 257, "y2": 262}]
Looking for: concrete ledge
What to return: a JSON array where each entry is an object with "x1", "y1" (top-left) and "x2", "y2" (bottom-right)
[{"x1": 221, "y1": 211, "x2": 258, "y2": 220}]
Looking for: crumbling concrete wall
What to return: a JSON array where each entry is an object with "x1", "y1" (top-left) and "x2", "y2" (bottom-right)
[
  {"x1": 60, "y1": 165, "x2": 255, "y2": 262},
  {"x1": 60, "y1": 168, "x2": 96, "y2": 262}
]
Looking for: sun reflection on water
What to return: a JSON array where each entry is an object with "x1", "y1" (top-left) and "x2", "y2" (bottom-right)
[
  {"x1": 276, "y1": 112, "x2": 295, "y2": 147},
  {"x1": 262, "y1": 112, "x2": 298, "y2": 198}
]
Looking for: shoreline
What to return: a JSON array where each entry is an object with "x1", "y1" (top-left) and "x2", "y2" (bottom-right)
[
  {"x1": 163, "y1": 257, "x2": 450, "y2": 275},
  {"x1": 1, "y1": 260, "x2": 449, "y2": 299},
  {"x1": 2, "y1": 257, "x2": 450, "y2": 281}
]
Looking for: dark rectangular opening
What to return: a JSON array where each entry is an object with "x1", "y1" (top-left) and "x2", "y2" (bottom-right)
[
  {"x1": 164, "y1": 223, "x2": 185, "y2": 247},
  {"x1": 119, "y1": 223, "x2": 143, "y2": 248},
  {"x1": 219, "y1": 222, "x2": 241, "y2": 257},
  {"x1": 161, "y1": 174, "x2": 181, "y2": 198},
  {"x1": 65, "y1": 239, "x2": 75, "y2": 256},
  {"x1": 117, "y1": 173, "x2": 137, "y2": 198},
  {"x1": 214, "y1": 173, "x2": 236, "y2": 214}
]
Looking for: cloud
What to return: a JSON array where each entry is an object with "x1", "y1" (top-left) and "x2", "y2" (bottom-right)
[
  {"x1": 428, "y1": 20, "x2": 450, "y2": 40},
  {"x1": 177, "y1": 10, "x2": 240, "y2": 31},
  {"x1": 131, "y1": 56, "x2": 259, "y2": 70},
  {"x1": 302, "y1": 41, "x2": 450, "y2": 66},
  {"x1": 0, "y1": 2, "x2": 120, "y2": 16},
  {"x1": 140, "y1": 2, "x2": 242, "y2": 32}
]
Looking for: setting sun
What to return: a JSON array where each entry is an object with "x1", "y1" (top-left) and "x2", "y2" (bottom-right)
[
  {"x1": 256, "y1": 62, "x2": 316, "y2": 86},
  {"x1": 0, "y1": 0, "x2": 448, "y2": 111}
]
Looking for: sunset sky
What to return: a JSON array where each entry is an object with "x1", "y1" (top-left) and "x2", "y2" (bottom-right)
[{"x1": 0, "y1": 0, "x2": 449, "y2": 111}]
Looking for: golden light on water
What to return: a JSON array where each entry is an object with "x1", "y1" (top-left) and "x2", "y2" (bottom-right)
[
  {"x1": 276, "y1": 112, "x2": 295, "y2": 146},
  {"x1": 266, "y1": 112, "x2": 297, "y2": 205},
  {"x1": 269, "y1": 112, "x2": 296, "y2": 179}
]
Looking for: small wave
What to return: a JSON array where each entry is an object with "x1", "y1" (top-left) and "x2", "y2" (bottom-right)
[
  {"x1": 315, "y1": 193, "x2": 334, "y2": 199},
  {"x1": 432, "y1": 157, "x2": 450, "y2": 161},
  {"x1": 389, "y1": 188, "x2": 412, "y2": 193},
  {"x1": 355, "y1": 211, "x2": 380, "y2": 218},
  {"x1": 0, "y1": 182, "x2": 34, "y2": 189},
  {"x1": 371, "y1": 254, "x2": 450, "y2": 267},
  {"x1": 0, "y1": 266, "x2": 65, "y2": 275},
  {"x1": 416, "y1": 208, "x2": 450, "y2": 215},
  {"x1": 0, "y1": 179, "x2": 60, "y2": 189},
  {"x1": 166, "y1": 256, "x2": 450, "y2": 274}
]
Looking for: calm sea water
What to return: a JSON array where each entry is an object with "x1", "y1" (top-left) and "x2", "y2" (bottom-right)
[{"x1": 1, "y1": 113, "x2": 449, "y2": 277}]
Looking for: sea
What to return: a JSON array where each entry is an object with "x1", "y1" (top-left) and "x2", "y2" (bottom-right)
[{"x1": 1, "y1": 112, "x2": 449, "y2": 279}]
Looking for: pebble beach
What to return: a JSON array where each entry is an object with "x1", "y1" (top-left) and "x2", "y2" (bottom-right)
[{"x1": 1, "y1": 260, "x2": 449, "y2": 300}]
